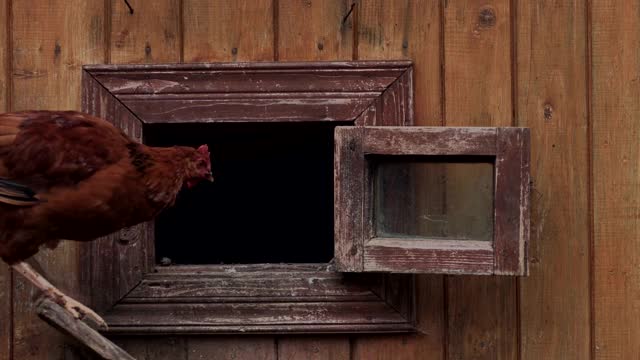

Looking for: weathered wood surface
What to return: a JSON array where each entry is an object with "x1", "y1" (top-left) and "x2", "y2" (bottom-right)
[
  {"x1": 103, "y1": 301, "x2": 411, "y2": 334},
  {"x1": 278, "y1": 337, "x2": 350, "y2": 360},
  {"x1": 592, "y1": 1, "x2": 640, "y2": 358},
  {"x1": 361, "y1": 126, "x2": 498, "y2": 155},
  {"x1": 443, "y1": 0, "x2": 518, "y2": 358},
  {"x1": 516, "y1": 1, "x2": 591, "y2": 358},
  {"x1": 353, "y1": 2, "x2": 447, "y2": 359},
  {"x1": 494, "y1": 128, "x2": 530, "y2": 275},
  {"x1": 189, "y1": 337, "x2": 277, "y2": 360},
  {"x1": 0, "y1": 0, "x2": 7, "y2": 113},
  {"x1": 120, "y1": 95, "x2": 375, "y2": 123},
  {"x1": 364, "y1": 239, "x2": 494, "y2": 274},
  {"x1": 36, "y1": 297, "x2": 136, "y2": 360},
  {"x1": 114, "y1": 337, "x2": 187, "y2": 360},
  {"x1": 0, "y1": 2, "x2": 10, "y2": 358},
  {"x1": 114, "y1": 337, "x2": 277, "y2": 360},
  {"x1": 102, "y1": 263, "x2": 411, "y2": 334},
  {"x1": 278, "y1": 0, "x2": 354, "y2": 61},
  {"x1": 334, "y1": 126, "x2": 365, "y2": 272},
  {"x1": 110, "y1": 0, "x2": 180, "y2": 64},
  {"x1": 90, "y1": 67, "x2": 409, "y2": 95},
  {"x1": 10, "y1": 0, "x2": 107, "y2": 359},
  {"x1": 126, "y1": 270, "x2": 375, "y2": 301},
  {"x1": 183, "y1": 0, "x2": 274, "y2": 63}
]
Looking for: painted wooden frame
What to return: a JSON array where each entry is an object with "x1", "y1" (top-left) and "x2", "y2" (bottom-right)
[
  {"x1": 334, "y1": 127, "x2": 530, "y2": 275},
  {"x1": 80, "y1": 61, "x2": 416, "y2": 334}
]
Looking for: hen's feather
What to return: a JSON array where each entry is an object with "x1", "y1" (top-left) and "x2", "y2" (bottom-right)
[
  {"x1": 0, "y1": 111, "x2": 130, "y2": 192},
  {"x1": 0, "y1": 178, "x2": 39, "y2": 206}
]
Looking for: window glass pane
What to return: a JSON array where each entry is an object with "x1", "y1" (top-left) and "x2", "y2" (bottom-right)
[{"x1": 374, "y1": 156, "x2": 494, "y2": 241}]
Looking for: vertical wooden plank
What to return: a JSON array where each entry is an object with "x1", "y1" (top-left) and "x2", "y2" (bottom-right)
[
  {"x1": 190, "y1": 337, "x2": 276, "y2": 360},
  {"x1": 180, "y1": 1, "x2": 278, "y2": 359},
  {"x1": 110, "y1": 0, "x2": 181, "y2": 63},
  {"x1": 0, "y1": 1, "x2": 10, "y2": 358},
  {"x1": 592, "y1": 1, "x2": 640, "y2": 358},
  {"x1": 114, "y1": 337, "x2": 188, "y2": 360},
  {"x1": 358, "y1": 0, "x2": 442, "y2": 124},
  {"x1": 278, "y1": 337, "x2": 348, "y2": 360},
  {"x1": 353, "y1": 1, "x2": 445, "y2": 359},
  {"x1": 12, "y1": 0, "x2": 105, "y2": 110},
  {"x1": 0, "y1": 0, "x2": 6, "y2": 111},
  {"x1": 183, "y1": 0, "x2": 274, "y2": 62},
  {"x1": 516, "y1": 1, "x2": 591, "y2": 358},
  {"x1": 275, "y1": 1, "x2": 355, "y2": 357},
  {"x1": 443, "y1": 0, "x2": 517, "y2": 359},
  {"x1": 278, "y1": 0, "x2": 353, "y2": 61},
  {"x1": 11, "y1": 0, "x2": 106, "y2": 359}
]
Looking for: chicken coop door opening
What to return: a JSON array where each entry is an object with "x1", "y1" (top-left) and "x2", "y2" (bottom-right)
[{"x1": 145, "y1": 122, "x2": 345, "y2": 265}]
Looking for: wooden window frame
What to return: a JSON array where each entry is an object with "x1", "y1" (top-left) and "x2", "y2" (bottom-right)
[
  {"x1": 80, "y1": 61, "x2": 417, "y2": 334},
  {"x1": 334, "y1": 127, "x2": 530, "y2": 275}
]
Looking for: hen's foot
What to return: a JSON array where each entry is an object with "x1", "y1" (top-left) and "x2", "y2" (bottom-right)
[{"x1": 47, "y1": 290, "x2": 108, "y2": 330}]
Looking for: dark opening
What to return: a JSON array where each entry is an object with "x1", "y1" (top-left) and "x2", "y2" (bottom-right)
[{"x1": 145, "y1": 122, "x2": 347, "y2": 264}]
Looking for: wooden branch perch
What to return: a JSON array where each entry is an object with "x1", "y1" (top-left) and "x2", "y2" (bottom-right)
[{"x1": 36, "y1": 296, "x2": 136, "y2": 360}]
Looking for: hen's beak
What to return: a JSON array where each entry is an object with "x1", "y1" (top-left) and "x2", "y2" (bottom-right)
[{"x1": 205, "y1": 172, "x2": 214, "y2": 182}]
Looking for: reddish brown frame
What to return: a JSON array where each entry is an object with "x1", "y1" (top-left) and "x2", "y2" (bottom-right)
[
  {"x1": 80, "y1": 61, "x2": 416, "y2": 334},
  {"x1": 334, "y1": 127, "x2": 530, "y2": 275}
]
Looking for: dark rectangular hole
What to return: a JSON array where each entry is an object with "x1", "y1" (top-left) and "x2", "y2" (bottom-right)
[{"x1": 145, "y1": 122, "x2": 350, "y2": 264}]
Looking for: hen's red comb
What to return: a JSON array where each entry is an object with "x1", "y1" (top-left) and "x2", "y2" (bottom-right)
[{"x1": 197, "y1": 144, "x2": 209, "y2": 155}]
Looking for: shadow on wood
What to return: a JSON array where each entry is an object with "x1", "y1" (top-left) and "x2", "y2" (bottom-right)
[{"x1": 36, "y1": 296, "x2": 136, "y2": 360}]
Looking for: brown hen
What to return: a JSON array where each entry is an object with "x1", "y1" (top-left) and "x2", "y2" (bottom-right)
[{"x1": 0, "y1": 111, "x2": 213, "y2": 328}]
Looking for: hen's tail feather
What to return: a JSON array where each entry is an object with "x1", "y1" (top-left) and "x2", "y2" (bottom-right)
[{"x1": 0, "y1": 178, "x2": 39, "y2": 206}]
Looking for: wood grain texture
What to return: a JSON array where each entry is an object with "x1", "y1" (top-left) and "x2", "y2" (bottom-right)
[
  {"x1": 494, "y1": 128, "x2": 530, "y2": 275},
  {"x1": 189, "y1": 337, "x2": 276, "y2": 360},
  {"x1": 334, "y1": 126, "x2": 365, "y2": 271},
  {"x1": 0, "y1": 3, "x2": 9, "y2": 359},
  {"x1": 278, "y1": 337, "x2": 349, "y2": 360},
  {"x1": 0, "y1": 0, "x2": 6, "y2": 112},
  {"x1": 110, "y1": 0, "x2": 181, "y2": 63},
  {"x1": 443, "y1": 0, "x2": 518, "y2": 358},
  {"x1": 354, "y1": 1, "x2": 445, "y2": 359},
  {"x1": 183, "y1": 0, "x2": 274, "y2": 62},
  {"x1": 100, "y1": 264, "x2": 413, "y2": 334},
  {"x1": 592, "y1": 0, "x2": 640, "y2": 358},
  {"x1": 364, "y1": 239, "x2": 494, "y2": 274},
  {"x1": 120, "y1": 94, "x2": 375, "y2": 123},
  {"x1": 114, "y1": 337, "x2": 188, "y2": 360},
  {"x1": 126, "y1": 265, "x2": 375, "y2": 302},
  {"x1": 91, "y1": 67, "x2": 405, "y2": 95},
  {"x1": 36, "y1": 297, "x2": 135, "y2": 360},
  {"x1": 278, "y1": 0, "x2": 353, "y2": 61},
  {"x1": 357, "y1": 0, "x2": 442, "y2": 124},
  {"x1": 103, "y1": 301, "x2": 411, "y2": 334},
  {"x1": 11, "y1": 0, "x2": 106, "y2": 359},
  {"x1": 361, "y1": 126, "x2": 498, "y2": 155},
  {"x1": 516, "y1": 1, "x2": 591, "y2": 357}
]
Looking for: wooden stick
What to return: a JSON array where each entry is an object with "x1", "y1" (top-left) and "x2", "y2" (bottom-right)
[{"x1": 36, "y1": 297, "x2": 136, "y2": 360}]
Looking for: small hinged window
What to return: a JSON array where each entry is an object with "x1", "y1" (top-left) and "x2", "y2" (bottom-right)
[{"x1": 334, "y1": 126, "x2": 530, "y2": 275}]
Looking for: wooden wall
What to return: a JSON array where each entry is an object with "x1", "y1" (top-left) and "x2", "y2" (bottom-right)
[{"x1": 0, "y1": 1, "x2": 638, "y2": 359}]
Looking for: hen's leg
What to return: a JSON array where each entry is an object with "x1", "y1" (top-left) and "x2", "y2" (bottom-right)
[{"x1": 11, "y1": 261, "x2": 107, "y2": 329}]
